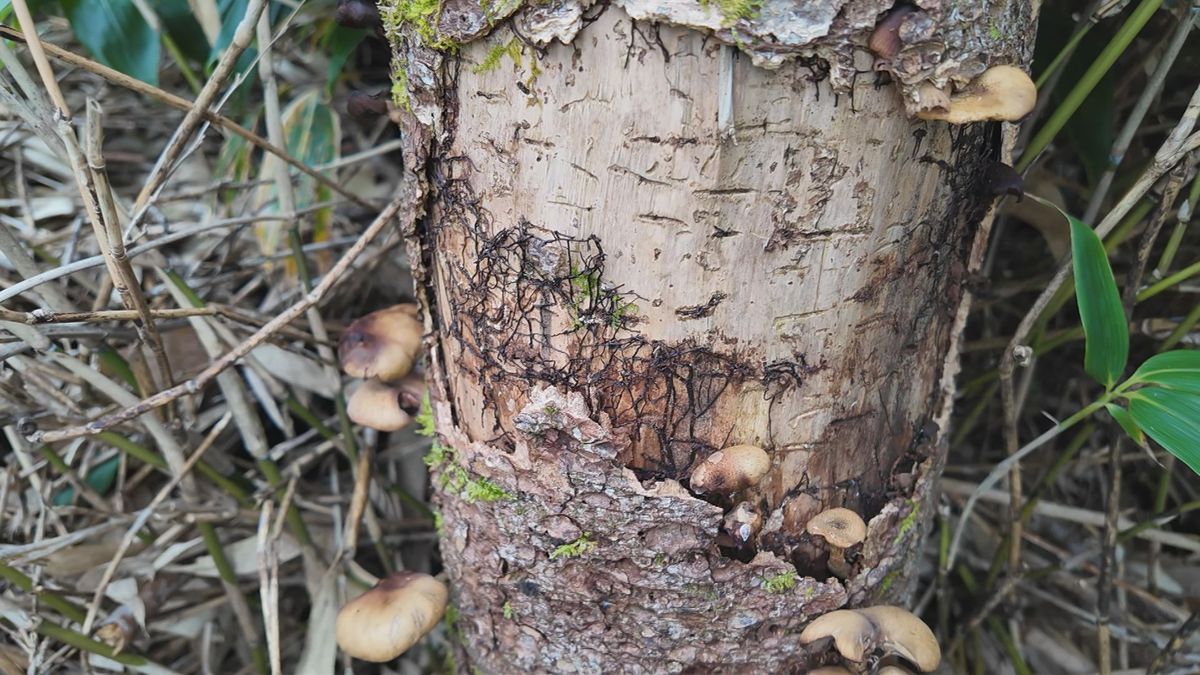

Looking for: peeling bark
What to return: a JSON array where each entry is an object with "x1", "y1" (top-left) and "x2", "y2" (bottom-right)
[{"x1": 385, "y1": 1, "x2": 1034, "y2": 671}]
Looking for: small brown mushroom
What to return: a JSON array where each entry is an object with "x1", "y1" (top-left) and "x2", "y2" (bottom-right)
[
  {"x1": 722, "y1": 501, "x2": 763, "y2": 547},
  {"x1": 347, "y1": 375, "x2": 425, "y2": 432},
  {"x1": 688, "y1": 445, "x2": 770, "y2": 494},
  {"x1": 339, "y1": 304, "x2": 423, "y2": 382},
  {"x1": 917, "y1": 65, "x2": 1037, "y2": 124},
  {"x1": 868, "y1": 5, "x2": 919, "y2": 60},
  {"x1": 806, "y1": 508, "x2": 867, "y2": 578},
  {"x1": 334, "y1": 0, "x2": 381, "y2": 32},
  {"x1": 347, "y1": 91, "x2": 389, "y2": 120},
  {"x1": 856, "y1": 606, "x2": 941, "y2": 672},
  {"x1": 799, "y1": 609, "x2": 877, "y2": 664},
  {"x1": 335, "y1": 571, "x2": 448, "y2": 662}
]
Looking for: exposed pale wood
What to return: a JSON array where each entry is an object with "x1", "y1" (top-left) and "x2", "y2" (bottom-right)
[{"x1": 394, "y1": 2, "x2": 1033, "y2": 670}]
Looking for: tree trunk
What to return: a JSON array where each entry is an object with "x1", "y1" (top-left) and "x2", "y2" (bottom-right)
[{"x1": 386, "y1": 1, "x2": 1033, "y2": 671}]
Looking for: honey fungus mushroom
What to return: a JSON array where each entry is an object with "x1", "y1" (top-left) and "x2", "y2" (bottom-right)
[
  {"x1": 856, "y1": 606, "x2": 941, "y2": 672},
  {"x1": 335, "y1": 571, "x2": 448, "y2": 662},
  {"x1": 806, "y1": 507, "x2": 867, "y2": 578},
  {"x1": 689, "y1": 445, "x2": 770, "y2": 494},
  {"x1": 799, "y1": 605, "x2": 941, "y2": 672},
  {"x1": 346, "y1": 374, "x2": 426, "y2": 432},
  {"x1": 338, "y1": 304, "x2": 423, "y2": 382},
  {"x1": 917, "y1": 65, "x2": 1037, "y2": 124}
]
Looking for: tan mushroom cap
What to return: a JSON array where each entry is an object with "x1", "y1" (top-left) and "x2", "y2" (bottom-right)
[
  {"x1": 338, "y1": 304, "x2": 423, "y2": 382},
  {"x1": 799, "y1": 609, "x2": 877, "y2": 663},
  {"x1": 917, "y1": 65, "x2": 1037, "y2": 124},
  {"x1": 689, "y1": 445, "x2": 770, "y2": 494},
  {"x1": 806, "y1": 508, "x2": 868, "y2": 549},
  {"x1": 877, "y1": 666, "x2": 914, "y2": 675},
  {"x1": 347, "y1": 376, "x2": 424, "y2": 432},
  {"x1": 335, "y1": 571, "x2": 448, "y2": 662},
  {"x1": 856, "y1": 606, "x2": 941, "y2": 672}
]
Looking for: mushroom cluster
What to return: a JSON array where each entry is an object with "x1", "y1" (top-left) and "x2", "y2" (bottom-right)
[
  {"x1": 800, "y1": 605, "x2": 940, "y2": 673},
  {"x1": 335, "y1": 571, "x2": 449, "y2": 662},
  {"x1": 338, "y1": 303, "x2": 427, "y2": 431}
]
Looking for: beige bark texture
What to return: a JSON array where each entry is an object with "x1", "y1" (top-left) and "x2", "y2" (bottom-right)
[{"x1": 383, "y1": 0, "x2": 1034, "y2": 671}]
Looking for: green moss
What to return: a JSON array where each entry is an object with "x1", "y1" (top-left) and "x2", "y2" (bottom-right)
[
  {"x1": 426, "y1": 441, "x2": 516, "y2": 502},
  {"x1": 473, "y1": 38, "x2": 523, "y2": 74},
  {"x1": 463, "y1": 477, "x2": 515, "y2": 503},
  {"x1": 565, "y1": 264, "x2": 637, "y2": 329},
  {"x1": 502, "y1": 601, "x2": 514, "y2": 619},
  {"x1": 761, "y1": 570, "x2": 797, "y2": 594},
  {"x1": 550, "y1": 533, "x2": 596, "y2": 560},
  {"x1": 701, "y1": 0, "x2": 762, "y2": 25},
  {"x1": 878, "y1": 568, "x2": 900, "y2": 595},
  {"x1": 444, "y1": 603, "x2": 461, "y2": 641},
  {"x1": 415, "y1": 392, "x2": 436, "y2": 437},
  {"x1": 381, "y1": 0, "x2": 455, "y2": 50},
  {"x1": 390, "y1": 66, "x2": 410, "y2": 111},
  {"x1": 424, "y1": 441, "x2": 452, "y2": 469},
  {"x1": 898, "y1": 499, "x2": 920, "y2": 537}
]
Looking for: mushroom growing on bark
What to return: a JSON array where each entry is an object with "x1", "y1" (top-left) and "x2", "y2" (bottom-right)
[
  {"x1": 868, "y1": 5, "x2": 920, "y2": 60},
  {"x1": 335, "y1": 571, "x2": 448, "y2": 662},
  {"x1": 799, "y1": 609, "x2": 877, "y2": 664},
  {"x1": 688, "y1": 444, "x2": 770, "y2": 494},
  {"x1": 347, "y1": 90, "x2": 389, "y2": 120},
  {"x1": 338, "y1": 303, "x2": 423, "y2": 382},
  {"x1": 722, "y1": 501, "x2": 763, "y2": 547},
  {"x1": 799, "y1": 605, "x2": 941, "y2": 672},
  {"x1": 856, "y1": 606, "x2": 941, "y2": 672},
  {"x1": 346, "y1": 374, "x2": 426, "y2": 432},
  {"x1": 917, "y1": 65, "x2": 1037, "y2": 124},
  {"x1": 806, "y1": 507, "x2": 867, "y2": 578}
]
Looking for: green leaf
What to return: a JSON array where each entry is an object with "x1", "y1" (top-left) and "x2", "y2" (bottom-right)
[
  {"x1": 60, "y1": 0, "x2": 160, "y2": 85},
  {"x1": 322, "y1": 24, "x2": 366, "y2": 94},
  {"x1": 53, "y1": 455, "x2": 120, "y2": 506},
  {"x1": 1128, "y1": 350, "x2": 1200, "y2": 394},
  {"x1": 158, "y1": 0, "x2": 212, "y2": 63},
  {"x1": 1105, "y1": 403, "x2": 1145, "y2": 447},
  {"x1": 1128, "y1": 387, "x2": 1200, "y2": 476},
  {"x1": 1070, "y1": 214, "x2": 1128, "y2": 388}
]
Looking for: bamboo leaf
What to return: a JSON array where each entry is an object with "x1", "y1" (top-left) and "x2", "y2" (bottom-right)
[
  {"x1": 60, "y1": 0, "x2": 161, "y2": 85},
  {"x1": 1105, "y1": 403, "x2": 1145, "y2": 447},
  {"x1": 1128, "y1": 349, "x2": 1200, "y2": 394},
  {"x1": 1128, "y1": 387, "x2": 1200, "y2": 476},
  {"x1": 1069, "y1": 213, "x2": 1128, "y2": 388}
]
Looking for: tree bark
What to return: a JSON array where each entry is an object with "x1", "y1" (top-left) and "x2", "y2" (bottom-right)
[{"x1": 385, "y1": 1, "x2": 1033, "y2": 671}]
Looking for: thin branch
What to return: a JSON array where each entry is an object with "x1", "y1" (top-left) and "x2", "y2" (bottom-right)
[
  {"x1": 85, "y1": 100, "x2": 176, "y2": 393},
  {"x1": 130, "y1": 0, "x2": 268, "y2": 215}
]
